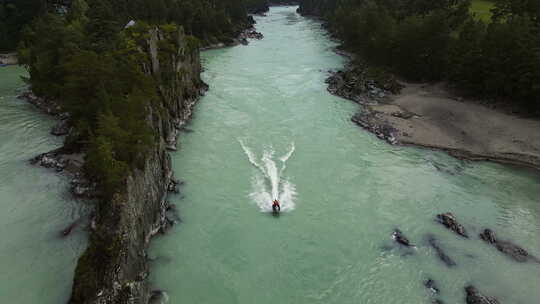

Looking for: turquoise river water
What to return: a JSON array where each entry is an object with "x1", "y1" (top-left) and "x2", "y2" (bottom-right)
[
  {"x1": 148, "y1": 6, "x2": 540, "y2": 304},
  {"x1": 1, "y1": 6, "x2": 539, "y2": 304},
  {"x1": 0, "y1": 66, "x2": 87, "y2": 303}
]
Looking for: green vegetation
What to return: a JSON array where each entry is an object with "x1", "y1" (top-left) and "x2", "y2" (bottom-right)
[
  {"x1": 470, "y1": 0, "x2": 494, "y2": 21},
  {"x1": 0, "y1": 0, "x2": 44, "y2": 52},
  {"x1": 18, "y1": 1, "x2": 160, "y2": 197},
  {"x1": 301, "y1": 0, "x2": 540, "y2": 114},
  {"x1": 16, "y1": 0, "x2": 268, "y2": 199}
]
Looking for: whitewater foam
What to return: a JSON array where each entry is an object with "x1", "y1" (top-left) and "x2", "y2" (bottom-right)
[{"x1": 239, "y1": 140, "x2": 297, "y2": 212}]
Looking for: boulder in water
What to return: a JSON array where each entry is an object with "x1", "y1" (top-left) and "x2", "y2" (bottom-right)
[
  {"x1": 479, "y1": 229, "x2": 539, "y2": 263},
  {"x1": 427, "y1": 235, "x2": 456, "y2": 267},
  {"x1": 436, "y1": 213, "x2": 468, "y2": 238},
  {"x1": 465, "y1": 285, "x2": 500, "y2": 304},
  {"x1": 424, "y1": 279, "x2": 440, "y2": 294},
  {"x1": 60, "y1": 219, "x2": 79, "y2": 237},
  {"x1": 30, "y1": 149, "x2": 66, "y2": 172},
  {"x1": 392, "y1": 229, "x2": 413, "y2": 247}
]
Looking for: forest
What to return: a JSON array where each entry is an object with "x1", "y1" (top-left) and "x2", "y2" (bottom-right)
[
  {"x1": 16, "y1": 0, "x2": 270, "y2": 198},
  {"x1": 300, "y1": 0, "x2": 540, "y2": 113}
]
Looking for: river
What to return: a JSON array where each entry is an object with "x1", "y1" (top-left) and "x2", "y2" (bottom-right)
[
  {"x1": 0, "y1": 66, "x2": 86, "y2": 303},
  {"x1": 148, "y1": 6, "x2": 540, "y2": 304},
  {"x1": 0, "y1": 6, "x2": 539, "y2": 304}
]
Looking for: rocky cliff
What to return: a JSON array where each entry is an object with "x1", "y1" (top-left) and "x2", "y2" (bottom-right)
[{"x1": 69, "y1": 27, "x2": 206, "y2": 304}]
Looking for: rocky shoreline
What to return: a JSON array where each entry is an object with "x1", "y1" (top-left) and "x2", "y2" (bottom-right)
[
  {"x1": 296, "y1": 2, "x2": 540, "y2": 171},
  {"x1": 200, "y1": 26, "x2": 264, "y2": 51},
  {"x1": 325, "y1": 46, "x2": 540, "y2": 172},
  {"x1": 21, "y1": 27, "x2": 207, "y2": 304}
]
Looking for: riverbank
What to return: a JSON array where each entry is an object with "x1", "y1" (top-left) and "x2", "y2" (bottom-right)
[{"x1": 349, "y1": 81, "x2": 540, "y2": 170}]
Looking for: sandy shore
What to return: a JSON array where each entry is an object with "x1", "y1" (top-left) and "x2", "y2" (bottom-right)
[{"x1": 354, "y1": 82, "x2": 540, "y2": 169}]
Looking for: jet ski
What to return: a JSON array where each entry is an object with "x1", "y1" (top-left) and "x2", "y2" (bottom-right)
[{"x1": 272, "y1": 200, "x2": 280, "y2": 215}]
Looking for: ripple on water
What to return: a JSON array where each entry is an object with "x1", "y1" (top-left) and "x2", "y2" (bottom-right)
[
  {"x1": 149, "y1": 6, "x2": 540, "y2": 304},
  {"x1": 0, "y1": 66, "x2": 86, "y2": 304}
]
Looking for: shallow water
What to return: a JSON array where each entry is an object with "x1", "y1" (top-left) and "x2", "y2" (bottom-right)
[
  {"x1": 0, "y1": 66, "x2": 86, "y2": 303},
  {"x1": 148, "y1": 7, "x2": 540, "y2": 304}
]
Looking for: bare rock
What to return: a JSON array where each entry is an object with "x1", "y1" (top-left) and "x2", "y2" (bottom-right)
[
  {"x1": 424, "y1": 279, "x2": 440, "y2": 294},
  {"x1": 392, "y1": 229, "x2": 413, "y2": 247},
  {"x1": 351, "y1": 110, "x2": 398, "y2": 145},
  {"x1": 479, "y1": 229, "x2": 539, "y2": 263},
  {"x1": 436, "y1": 213, "x2": 468, "y2": 238},
  {"x1": 465, "y1": 286, "x2": 500, "y2": 304},
  {"x1": 30, "y1": 149, "x2": 66, "y2": 172}
]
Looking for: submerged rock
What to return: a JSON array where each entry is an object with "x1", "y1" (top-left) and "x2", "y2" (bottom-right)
[
  {"x1": 424, "y1": 279, "x2": 440, "y2": 294},
  {"x1": 436, "y1": 213, "x2": 468, "y2": 238},
  {"x1": 60, "y1": 219, "x2": 80, "y2": 237},
  {"x1": 479, "y1": 229, "x2": 539, "y2": 263},
  {"x1": 427, "y1": 235, "x2": 456, "y2": 267},
  {"x1": 392, "y1": 229, "x2": 413, "y2": 247},
  {"x1": 149, "y1": 290, "x2": 168, "y2": 304},
  {"x1": 465, "y1": 285, "x2": 500, "y2": 304},
  {"x1": 351, "y1": 110, "x2": 398, "y2": 145}
]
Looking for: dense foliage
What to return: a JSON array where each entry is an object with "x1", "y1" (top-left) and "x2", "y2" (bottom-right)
[
  {"x1": 301, "y1": 0, "x2": 540, "y2": 113},
  {"x1": 0, "y1": 0, "x2": 44, "y2": 51},
  {"x1": 19, "y1": 0, "x2": 159, "y2": 197},
  {"x1": 17, "y1": 0, "x2": 274, "y2": 198}
]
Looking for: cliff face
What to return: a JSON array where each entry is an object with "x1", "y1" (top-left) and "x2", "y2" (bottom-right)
[{"x1": 69, "y1": 27, "x2": 206, "y2": 304}]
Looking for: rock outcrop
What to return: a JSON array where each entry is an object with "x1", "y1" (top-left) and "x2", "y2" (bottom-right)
[
  {"x1": 392, "y1": 229, "x2": 413, "y2": 247},
  {"x1": 325, "y1": 66, "x2": 402, "y2": 104},
  {"x1": 68, "y1": 27, "x2": 207, "y2": 304},
  {"x1": 18, "y1": 91, "x2": 63, "y2": 115},
  {"x1": 351, "y1": 110, "x2": 398, "y2": 145},
  {"x1": 465, "y1": 286, "x2": 500, "y2": 304},
  {"x1": 479, "y1": 229, "x2": 539, "y2": 263},
  {"x1": 436, "y1": 213, "x2": 468, "y2": 238}
]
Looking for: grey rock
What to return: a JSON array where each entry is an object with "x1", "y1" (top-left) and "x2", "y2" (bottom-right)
[
  {"x1": 392, "y1": 229, "x2": 413, "y2": 247},
  {"x1": 479, "y1": 229, "x2": 539, "y2": 263},
  {"x1": 465, "y1": 286, "x2": 499, "y2": 304},
  {"x1": 424, "y1": 279, "x2": 440, "y2": 294},
  {"x1": 436, "y1": 213, "x2": 468, "y2": 238}
]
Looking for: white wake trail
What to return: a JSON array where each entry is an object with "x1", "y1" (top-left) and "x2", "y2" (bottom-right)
[
  {"x1": 279, "y1": 142, "x2": 295, "y2": 175},
  {"x1": 240, "y1": 140, "x2": 297, "y2": 213},
  {"x1": 239, "y1": 139, "x2": 268, "y2": 178}
]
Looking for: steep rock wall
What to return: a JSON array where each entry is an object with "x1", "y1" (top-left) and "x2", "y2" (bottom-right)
[{"x1": 69, "y1": 27, "x2": 206, "y2": 304}]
